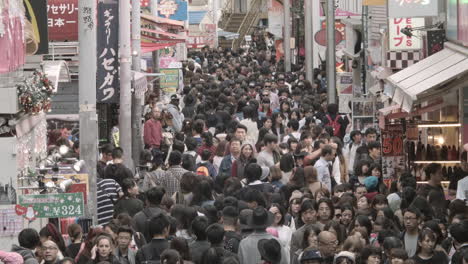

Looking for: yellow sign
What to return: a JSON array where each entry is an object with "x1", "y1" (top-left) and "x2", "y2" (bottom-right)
[{"x1": 363, "y1": 0, "x2": 386, "y2": 5}]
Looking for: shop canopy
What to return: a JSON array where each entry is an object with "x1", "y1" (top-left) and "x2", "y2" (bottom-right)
[
  {"x1": 141, "y1": 41, "x2": 179, "y2": 54},
  {"x1": 386, "y1": 42, "x2": 468, "y2": 112}
]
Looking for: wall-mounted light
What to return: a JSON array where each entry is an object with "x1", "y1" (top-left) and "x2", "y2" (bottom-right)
[{"x1": 418, "y1": 123, "x2": 461, "y2": 128}]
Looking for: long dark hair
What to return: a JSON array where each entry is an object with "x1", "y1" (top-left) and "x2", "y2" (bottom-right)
[{"x1": 39, "y1": 223, "x2": 67, "y2": 253}]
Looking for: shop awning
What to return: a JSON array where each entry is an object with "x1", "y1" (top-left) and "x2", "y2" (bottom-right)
[
  {"x1": 386, "y1": 42, "x2": 468, "y2": 112},
  {"x1": 141, "y1": 42, "x2": 179, "y2": 53},
  {"x1": 141, "y1": 28, "x2": 186, "y2": 40},
  {"x1": 42, "y1": 60, "x2": 71, "y2": 92},
  {"x1": 189, "y1": 11, "x2": 207, "y2": 25},
  {"x1": 141, "y1": 14, "x2": 185, "y2": 28}
]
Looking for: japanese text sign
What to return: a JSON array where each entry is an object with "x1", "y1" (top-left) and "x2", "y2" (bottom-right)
[
  {"x1": 18, "y1": 193, "x2": 84, "y2": 218},
  {"x1": 97, "y1": 1, "x2": 120, "y2": 103},
  {"x1": 389, "y1": 18, "x2": 424, "y2": 51},
  {"x1": 160, "y1": 68, "x2": 180, "y2": 96},
  {"x1": 47, "y1": 0, "x2": 78, "y2": 41},
  {"x1": 388, "y1": 0, "x2": 438, "y2": 17},
  {"x1": 382, "y1": 124, "x2": 404, "y2": 157}
]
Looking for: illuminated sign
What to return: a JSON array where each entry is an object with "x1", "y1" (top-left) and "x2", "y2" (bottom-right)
[{"x1": 388, "y1": 0, "x2": 438, "y2": 17}]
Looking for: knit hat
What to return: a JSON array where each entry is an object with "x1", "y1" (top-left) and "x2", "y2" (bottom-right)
[
  {"x1": 334, "y1": 251, "x2": 355, "y2": 264},
  {"x1": 289, "y1": 190, "x2": 303, "y2": 203},
  {"x1": 364, "y1": 176, "x2": 379, "y2": 192}
]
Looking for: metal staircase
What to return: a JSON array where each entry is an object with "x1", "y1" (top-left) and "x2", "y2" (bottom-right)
[{"x1": 232, "y1": 0, "x2": 266, "y2": 49}]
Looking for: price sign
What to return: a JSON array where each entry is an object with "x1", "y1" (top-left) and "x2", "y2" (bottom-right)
[
  {"x1": 382, "y1": 124, "x2": 404, "y2": 157},
  {"x1": 18, "y1": 193, "x2": 84, "y2": 218}
]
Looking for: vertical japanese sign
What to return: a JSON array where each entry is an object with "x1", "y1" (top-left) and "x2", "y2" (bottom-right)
[
  {"x1": 336, "y1": 72, "x2": 352, "y2": 113},
  {"x1": 97, "y1": 0, "x2": 120, "y2": 103},
  {"x1": 24, "y1": 0, "x2": 49, "y2": 54},
  {"x1": 47, "y1": 0, "x2": 79, "y2": 41},
  {"x1": 381, "y1": 124, "x2": 405, "y2": 188},
  {"x1": 388, "y1": 18, "x2": 424, "y2": 51}
]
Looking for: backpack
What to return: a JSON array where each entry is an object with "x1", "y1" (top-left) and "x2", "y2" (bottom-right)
[
  {"x1": 326, "y1": 114, "x2": 341, "y2": 137},
  {"x1": 196, "y1": 163, "x2": 210, "y2": 177}
]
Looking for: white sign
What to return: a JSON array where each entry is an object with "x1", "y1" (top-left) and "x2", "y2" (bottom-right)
[
  {"x1": 388, "y1": 18, "x2": 424, "y2": 51},
  {"x1": 268, "y1": 0, "x2": 283, "y2": 38},
  {"x1": 388, "y1": 0, "x2": 438, "y2": 17}
]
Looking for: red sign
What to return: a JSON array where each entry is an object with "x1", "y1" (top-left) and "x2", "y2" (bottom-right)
[
  {"x1": 47, "y1": 0, "x2": 79, "y2": 41},
  {"x1": 314, "y1": 29, "x2": 344, "y2": 46},
  {"x1": 382, "y1": 125, "x2": 404, "y2": 157}
]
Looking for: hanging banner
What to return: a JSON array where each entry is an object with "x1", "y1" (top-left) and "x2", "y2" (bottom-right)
[
  {"x1": 388, "y1": 0, "x2": 438, "y2": 18},
  {"x1": 97, "y1": 0, "x2": 120, "y2": 103},
  {"x1": 47, "y1": 0, "x2": 79, "y2": 41},
  {"x1": 18, "y1": 192, "x2": 84, "y2": 219},
  {"x1": 388, "y1": 18, "x2": 424, "y2": 51},
  {"x1": 268, "y1": 0, "x2": 284, "y2": 38},
  {"x1": 24, "y1": 0, "x2": 49, "y2": 54}
]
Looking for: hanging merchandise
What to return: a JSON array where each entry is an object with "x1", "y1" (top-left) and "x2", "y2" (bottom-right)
[{"x1": 16, "y1": 71, "x2": 55, "y2": 114}]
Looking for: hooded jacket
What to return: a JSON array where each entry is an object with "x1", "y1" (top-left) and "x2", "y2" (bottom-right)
[{"x1": 11, "y1": 244, "x2": 39, "y2": 264}]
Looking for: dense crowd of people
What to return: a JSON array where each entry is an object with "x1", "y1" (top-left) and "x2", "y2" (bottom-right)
[{"x1": 7, "y1": 45, "x2": 468, "y2": 264}]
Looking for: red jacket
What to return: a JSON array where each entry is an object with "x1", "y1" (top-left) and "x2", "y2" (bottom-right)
[{"x1": 143, "y1": 119, "x2": 162, "y2": 148}]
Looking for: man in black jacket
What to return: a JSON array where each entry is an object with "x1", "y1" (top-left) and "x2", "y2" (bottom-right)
[
  {"x1": 133, "y1": 186, "x2": 166, "y2": 242},
  {"x1": 135, "y1": 213, "x2": 170, "y2": 264}
]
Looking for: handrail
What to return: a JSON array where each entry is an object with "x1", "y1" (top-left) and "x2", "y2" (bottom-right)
[
  {"x1": 232, "y1": 0, "x2": 265, "y2": 49},
  {"x1": 219, "y1": 0, "x2": 234, "y2": 29}
]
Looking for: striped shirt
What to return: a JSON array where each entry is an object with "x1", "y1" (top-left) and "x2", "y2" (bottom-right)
[{"x1": 97, "y1": 178, "x2": 122, "y2": 226}]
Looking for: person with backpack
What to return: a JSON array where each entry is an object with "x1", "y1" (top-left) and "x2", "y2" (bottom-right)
[
  {"x1": 133, "y1": 187, "x2": 166, "y2": 242},
  {"x1": 196, "y1": 149, "x2": 217, "y2": 179},
  {"x1": 135, "y1": 213, "x2": 171, "y2": 264},
  {"x1": 321, "y1": 103, "x2": 349, "y2": 141},
  {"x1": 11, "y1": 228, "x2": 41, "y2": 264}
]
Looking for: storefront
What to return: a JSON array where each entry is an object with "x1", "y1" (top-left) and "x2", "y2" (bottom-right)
[{"x1": 382, "y1": 42, "x2": 468, "y2": 195}]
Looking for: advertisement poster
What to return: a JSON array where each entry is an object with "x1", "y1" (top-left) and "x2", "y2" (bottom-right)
[
  {"x1": 160, "y1": 68, "x2": 180, "y2": 96},
  {"x1": 47, "y1": 0, "x2": 79, "y2": 41},
  {"x1": 97, "y1": 0, "x2": 120, "y2": 103},
  {"x1": 389, "y1": 18, "x2": 424, "y2": 51},
  {"x1": 157, "y1": 0, "x2": 188, "y2": 21},
  {"x1": 0, "y1": 208, "x2": 23, "y2": 236},
  {"x1": 337, "y1": 72, "x2": 353, "y2": 113},
  {"x1": 18, "y1": 192, "x2": 84, "y2": 218},
  {"x1": 381, "y1": 124, "x2": 406, "y2": 187}
]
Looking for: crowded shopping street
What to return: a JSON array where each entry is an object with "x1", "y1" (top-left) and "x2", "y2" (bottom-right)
[{"x1": 0, "y1": 0, "x2": 468, "y2": 263}]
